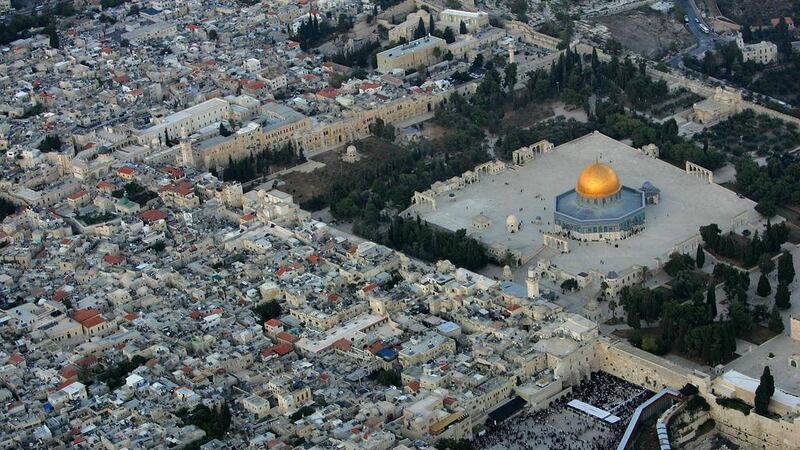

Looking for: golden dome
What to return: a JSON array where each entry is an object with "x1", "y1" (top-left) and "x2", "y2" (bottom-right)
[{"x1": 576, "y1": 162, "x2": 621, "y2": 198}]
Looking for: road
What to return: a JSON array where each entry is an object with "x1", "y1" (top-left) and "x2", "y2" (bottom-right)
[{"x1": 667, "y1": 0, "x2": 721, "y2": 67}]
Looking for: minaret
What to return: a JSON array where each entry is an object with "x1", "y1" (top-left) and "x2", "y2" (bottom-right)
[
  {"x1": 508, "y1": 42, "x2": 515, "y2": 65},
  {"x1": 180, "y1": 139, "x2": 194, "y2": 167},
  {"x1": 179, "y1": 125, "x2": 195, "y2": 167},
  {"x1": 526, "y1": 266, "x2": 539, "y2": 299}
]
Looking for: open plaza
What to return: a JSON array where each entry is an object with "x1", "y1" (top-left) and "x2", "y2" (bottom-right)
[
  {"x1": 407, "y1": 132, "x2": 759, "y2": 278},
  {"x1": 477, "y1": 371, "x2": 654, "y2": 450}
]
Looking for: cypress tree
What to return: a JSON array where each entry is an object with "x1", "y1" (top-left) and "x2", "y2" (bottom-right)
[
  {"x1": 706, "y1": 285, "x2": 717, "y2": 320},
  {"x1": 696, "y1": 245, "x2": 705, "y2": 268},
  {"x1": 757, "y1": 273, "x2": 771, "y2": 298},
  {"x1": 414, "y1": 18, "x2": 426, "y2": 39},
  {"x1": 460, "y1": 20, "x2": 467, "y2": 34},
  {"x1": 768, "y1": 307, "x2": 784, "y2": 333},
  {"x1": 754, "y1": 366, "x2": 774, "y2": 415},
  {"x1": 775, "y1": 282, "x2": 791, "y2": 309},
  {"x1": 778, "y1": 251, "x2": 795, "y2": 286}
]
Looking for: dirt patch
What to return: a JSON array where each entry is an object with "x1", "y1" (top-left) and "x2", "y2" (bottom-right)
[
  {"x1": 278, "y1": 137, "x2": 404, "y2": 207},
  {"x1": 503, "y1": 102, "x2": 556, "y2": 129},
  {"x1": 738, "y1": 324, "x2": 780, "y2": 345},
  {"x1": 595, "y1": 9, "x2": 694, "y2": 59}
]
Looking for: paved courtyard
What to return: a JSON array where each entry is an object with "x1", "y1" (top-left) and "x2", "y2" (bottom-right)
[
  {"x1": 477, "y1": 372, "x2": 653, "y2": 450},
  {"x1": 409, "y1": 132, "x2": 758, "y2": 275}
]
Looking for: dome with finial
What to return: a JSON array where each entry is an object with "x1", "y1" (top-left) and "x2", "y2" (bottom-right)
[{"x1": 576, "y1": 162, "x2": 621, "y2": 198}]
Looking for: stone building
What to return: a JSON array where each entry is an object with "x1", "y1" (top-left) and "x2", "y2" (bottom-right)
[
  {"x1": 736, "y1": 32, "x2": 778, "y2": 65},
  {"x1": 439, "y1": 9, "x2": 489, "y2": 33},
  {"x1": 376, "y1": 36, "x2": 448, "y2": 74},
  {"x1": 388, "y1": 10, "x2": 432, "y2": 43}
]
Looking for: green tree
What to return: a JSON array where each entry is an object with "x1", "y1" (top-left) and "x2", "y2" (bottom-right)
[
  {"x1": 504, "y1": 63, "x2": 517, "y2": 91},
  {"x1": 442, "y1": 27, "x2": 455, "y2": 43},
  {"x1": 768, "y1": 307, "x2": 784, "y2": 333},
  {"x1": 730, "y1": 303, "x2": 754, "y2": 335},
  {"x1": 47, "y1": 25, "x2": 59, "y2": 49},
  {"x1": 757, "y1": 273, "x2": 771, "y2": 298},
  {"x1": 252, "y1": 300, "x2": 282, "y2": 323},
  {"x1": 775, "y1": 282, "x2": 791, "y2": 309},
  {"x1": 414, "y1": 17, "x2": 426, "y2": 39},
  {"x1": 754, "y1": 366, "x2": 774, "y2": 415},
  {"x1": 641, "y1": 336, "x2": 662, "y2": 354},
  {"x1": 0, "y1": 198, "x2": 17, "y2": 222},
  {"x1": 778, "y1": 251, "x2": 795, "y2": 286},
  {"x1": 696, "y1": 245, "x2": 706, "y2": 268},
  {"x1": 436, "y1": 439, "x2": 474, "y2": 450},
  {"x1": 459, "y1": 20, "x2": 467, "y2": 34},
  {"x1": 706, "y1": 285, "x2": 717, "y2": 320}
]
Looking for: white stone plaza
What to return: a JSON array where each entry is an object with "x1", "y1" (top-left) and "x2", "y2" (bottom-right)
[{"x1": 406, "y1": 132, "x2": 759, "y2": 277}]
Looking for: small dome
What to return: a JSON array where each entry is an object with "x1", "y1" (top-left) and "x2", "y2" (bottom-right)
[
  {"x1": 576, "y1": 162, "x2": 621, "y2": 198},
  {"x1": 506, "y1": 214, "x2": 519, "y2": 226}
]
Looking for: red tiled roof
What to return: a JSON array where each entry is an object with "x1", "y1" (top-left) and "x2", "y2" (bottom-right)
[
  {"x1": 265, "y1": 318, "x2": 282, "y2": 328},
  {"x1": 81, "y1": 315, "x2": 106, "y2": 329},
  {"x1": 271, "y1": 343, "x2": 293, "y2": 356},
  {"x1": 103, "y1": 254, "x2": 125, "y2": 265},
  {"x1": 8, "y1": 353, "x2": 24, "y2": 365},
  {"x1": 67, "y1": 190, "x2": 88, "y2": 200},
  {"x1": 332, "y1": 338, "x2": 351, "y2": 351},
  {"x1": 118, "y1": 166, "x2": 135, "y2": 175},
  {"x1": 276, "y1": 331, "x2": 299, "y2": 343},
  {"x1": 60, "y1": 365, "x2": 79, "y2": 380},
  {"x1": 368, "y1": 341, "x2": 384, "y2": 355},
  {"x1": 76, "y1": 355, "x2": 98, "y2": 367},
  {"x1": 73, "y1": 308, "x2": 100, "y2": 323},
  {"x1": 97, "y1": 180, "x2": 115, "y2": 190},
  {"x1": 140, "y1": 209, "x2": 167, "y2": 222},
  {"x1": 164, "y1": 166, "x2": 184, "y2": 178},
  {"x1": 316, "y1": 88, "x2": 339, "y2": 98}
]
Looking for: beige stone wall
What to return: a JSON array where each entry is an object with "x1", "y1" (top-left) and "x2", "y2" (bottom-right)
[
  {"x1": 596, "y1": 339, "x2": 692, "y2": 391},
  {"x1": 504, "y1": 20, "x2": 561, "y2": 50},
  {"x1": 707, "y1": 398, "x2": 800, "y2": 450},
  {"x1": 376, "y1": 37, "x2": 448, "y2": 73}
]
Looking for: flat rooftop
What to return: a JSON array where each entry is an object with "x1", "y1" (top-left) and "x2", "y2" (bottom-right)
[
  {"x1": 723, "y1": 334, "x2": 800, "y2": 396},
  {"x1": 378, "y1": 36, "x2": 446, "y2": 59},
  {"x1": 408, "y1": 131, "x2": 758, "y2": 275}
]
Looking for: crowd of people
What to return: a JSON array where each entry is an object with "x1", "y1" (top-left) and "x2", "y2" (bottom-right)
[{"x1": 476, "y1": 372, "x2": 653, "y2": 450}]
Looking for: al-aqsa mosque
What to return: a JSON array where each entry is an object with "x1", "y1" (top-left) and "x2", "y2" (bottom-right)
[{"x1": 554, "y1": 161, "x2": 657, "y2": 241}]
